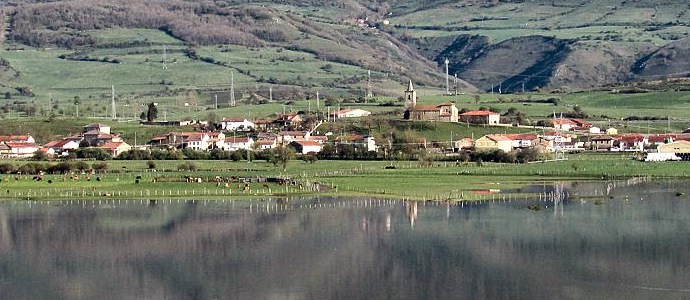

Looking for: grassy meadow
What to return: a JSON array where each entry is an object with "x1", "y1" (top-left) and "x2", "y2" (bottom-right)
[{"x1": 1, "y1": 153, "x2": 689, "y2": 201}]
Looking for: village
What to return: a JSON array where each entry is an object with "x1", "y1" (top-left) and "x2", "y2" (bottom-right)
[{"x1": 1, "y1": 81, "x2": 689, "y2": 163}]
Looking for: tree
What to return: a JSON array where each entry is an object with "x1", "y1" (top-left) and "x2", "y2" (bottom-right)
[
  {"x1": 271, "y1": 145, "x2": 295, "y2": 171},
  {"x1": 32, "y1": 150, "x2": 46, "y2": 161},
  {"x1": 146, "y1": 160, "x2": 156, "y2": 170},
  {"x1": 139, "y1": 112, "x2": 147, "y2": 120},
  {"x1": 79, "y1": 139, "x2": 90, "y2": 148},
  {"x1": 207, "y1": 111, "x2": 219, "y2": 125},
  {"x1": 146, "y1": 102, "x2": 158, "y2": 121}
]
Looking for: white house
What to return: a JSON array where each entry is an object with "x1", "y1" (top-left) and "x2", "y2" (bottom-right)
[
  {"x1": 223, "y1": 137, "x2": 254, "y2": 151},
  {"x1": 336, "y1": 135, "x2": 377, "y2": 152},
  {"x1": 0, "y1": 135, "x2": 36, "y2": 144},
  {"x1": 290, "y1": 140, "x2": 322, "y2": 154},
  {"x1": 0, "y1": 142, "x2": 40, "y2": 158},
  {"x1": 99, "y1": 141, "x2": 132, "y2": 157},
  {"x1": 256, "y1": 139, "x2": 277, "y2": 150},
  {"x1": 331, "y1": 109, "x2": 372, "y2": 118},
  {"x1": 44, "y1": 139, "x2": 80, "y2": 156},
  {"x1": 221, "y1": 118, "x2": 255, "y2": 131}
]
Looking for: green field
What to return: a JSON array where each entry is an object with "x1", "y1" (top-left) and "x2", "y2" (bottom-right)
[{"x1": 1, "y1": 153, "x2": 689, "y2": 201}]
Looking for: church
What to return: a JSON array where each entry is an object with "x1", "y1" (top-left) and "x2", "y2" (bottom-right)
[{"x1": 403, "y1": 80, "x2": 458, "y2": 122}]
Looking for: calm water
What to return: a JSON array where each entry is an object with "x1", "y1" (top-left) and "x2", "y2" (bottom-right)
[{"x1": 1, "y1": 180, "x2": 690, "y2": 300}]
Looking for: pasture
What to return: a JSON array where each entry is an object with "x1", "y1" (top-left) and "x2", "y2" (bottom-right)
[{"x1": 1, "y1": 153, "x2": 689, "y2": 201}]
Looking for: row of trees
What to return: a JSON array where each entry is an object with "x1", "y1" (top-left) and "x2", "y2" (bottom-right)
[{"x1": 0, "y1": 161, "x2": 108, "y2": 175}]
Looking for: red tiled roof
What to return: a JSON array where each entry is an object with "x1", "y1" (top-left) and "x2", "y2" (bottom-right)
[
  {"x1": 461, "y1": 110, "x2": 498, "y2": 116},
  {"x1": 99, "y1": 142, "x2": 125, "y2": 149},
  {"x1": 485, "y1": 134, "x2": 511, "y2": 141},
  {"x1": 552, "y1": 119, "x2": 577, "y2": 125},
  {"x1": 291, "y1": 140, "x2": 321, "y2": 146},
  {"x1": 0, "y1": 135, "x2": 32, "y2": 142},
  {"x1": 5, "y1": 142, "x2": 38, "y2": 148}
]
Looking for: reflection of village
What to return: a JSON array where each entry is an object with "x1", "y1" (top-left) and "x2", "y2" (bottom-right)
[{"x1": 1, "y1": 180, "x2": 688, "y2": 299}]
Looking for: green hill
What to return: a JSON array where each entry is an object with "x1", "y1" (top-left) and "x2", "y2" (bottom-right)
[{"x1": 0, "y1": 0, "x2": 689, "y2": 120}]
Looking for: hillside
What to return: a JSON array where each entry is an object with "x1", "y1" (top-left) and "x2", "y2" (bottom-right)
[{"x1": 0, "y1": 0, "x2": 688, "y2": 120}]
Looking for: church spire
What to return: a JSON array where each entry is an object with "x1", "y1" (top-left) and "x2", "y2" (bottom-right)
[{"x1": 407, "y1": 79, "x2": 414, "y2": 92}]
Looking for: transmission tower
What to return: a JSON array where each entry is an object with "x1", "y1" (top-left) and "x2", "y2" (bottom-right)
[{"x1": 554, "y1": 112, "x2": 566, "y2": 160}]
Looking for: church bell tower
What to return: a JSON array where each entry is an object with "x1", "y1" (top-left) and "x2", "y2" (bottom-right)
[{"x1": 404, "y1": 80, "x2": 416, "y2": 109}]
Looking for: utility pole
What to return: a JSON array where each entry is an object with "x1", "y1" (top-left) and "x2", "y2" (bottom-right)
[
  {"x1": 454, "y1": 73, "x2": 458, "y2": 95},
  {"x1": 366, "y1": 70, "x2": 373, "y2": 99},
  {"x1": 230, "y1": 72, "x2": 236, "y2": 107},
  {"x1": 214, "y1": 94, "x2": 218, "y2": 110},
  {"x1": 163, "y1": 45, "x2": 168, "y2": 70},
  {"x1": 316, "y1": 91, "x2": 320, "y2": 111},
  {"x1": 444, "y1": 58, "x2": 450, "y2": 95},
  {"x1": 111, "y1": 85, "x2": 116, "y2": 120},
  {"x1": 269, "y1": 86, "x2": 273, "y2": 102}
]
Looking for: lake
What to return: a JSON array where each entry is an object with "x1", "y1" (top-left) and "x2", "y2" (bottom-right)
[{"x1": 1, "y1": 179, "x2": 689, "y2": 299}]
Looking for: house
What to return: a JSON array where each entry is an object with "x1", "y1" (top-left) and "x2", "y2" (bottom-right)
[
  {"x1": 331, "y1": 109, "x2": 372, "y2": 118},
  {"x1": 615, "y1": 134, "x2": 645, "y2": 151},
  {"x1": 459, "y1": 110, "x2": 500, "y2": 125},
  {"x1": 83, "y1": 123, "x2": 111, "y2": 135},
  {"x1": 591, "y1": 136, "x2": 615, "y2": 150},
  {"x1": 474, "y1": 135, "x2": 513, "y2": 152},
  {"x1": 552, "y1": 118, "x2": 592, "y2": 131},
  {"x1": 223, "y1": 137, "x2": 254, "y2": 151},
  {"x1": 99, "y1": 141, "x2": 132, "y2": 157},
  {"x1": 336, "y1": 135, "x2": 377, "y2": 152},
  {"x1": 1, "y1": 142, "x2": 40, "y2": 158},
  {"x1": 255, "y1": 139, "x2": 277, "y2": 150},
  {"x1": 164, "y1": 132, "x2": 223, "y2": 150},
  {"x1": 290, "y1": 140, "x2": 322, "y2": 154},
  {"x1": 207, "y1": 132, "x2": 226, "y2": 149},
  {"x1": 505, "y1": 134, "x2": 538, "y2": 149},
  {"x1": 274, "y1": 113, "x2": 302, "y2": 127},
  {"x1": 0, "y1": 135, "x2": 36, "y2": 144},
  {"x1": 278, "y1": 131, "x2": 310, "y2": 143},
  {"x1": 254, "y1": 120, "x2": 275, "y2": 131},
  {"x1": 658, "y1": 140, "x2": 690, "y2": 160},
  {"x1": 571, "y1": 119, "x2": 593, "y2": 130},
  {"x1": 38, "y1": 147, "x2": 56, "y2": 157},
  {"x1": 407, "y1": 102, "x2": 459, "y2": 122},
  {"x1": 552, "y1": 119, "x2": 577, "y2": 131},
  {"x1": 647, "y1": 134, "x2": 676, "y2": 146},
  {"x1": 453, "y1": 138, "x2": 474, "y2": 151},
  {"x1": 221, "y1": 118, "x2": 255, "y2": 131},
  {"x1": 606, "y1": 128, "x2": 619, "y2": 135},
  {"x1": 83, "y1": 130, "x2": 122, "y2": 146},
  {"x1": 44, "y1": 139, "x2": 80, "y2": 156}
]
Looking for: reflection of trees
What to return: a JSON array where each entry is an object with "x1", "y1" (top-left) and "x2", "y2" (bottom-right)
[{"x1": 2, "y1": 185, "x2": 690, "y2": 299}]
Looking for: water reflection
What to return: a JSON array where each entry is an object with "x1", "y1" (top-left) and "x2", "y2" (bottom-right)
[{"x1": 0, "y1": 180, "x2": 689, "y2": 299}]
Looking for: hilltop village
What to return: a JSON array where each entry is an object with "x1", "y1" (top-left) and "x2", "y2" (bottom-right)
[{"x1": 2, "y1": 81, "x2": 689, "y2": 163}]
